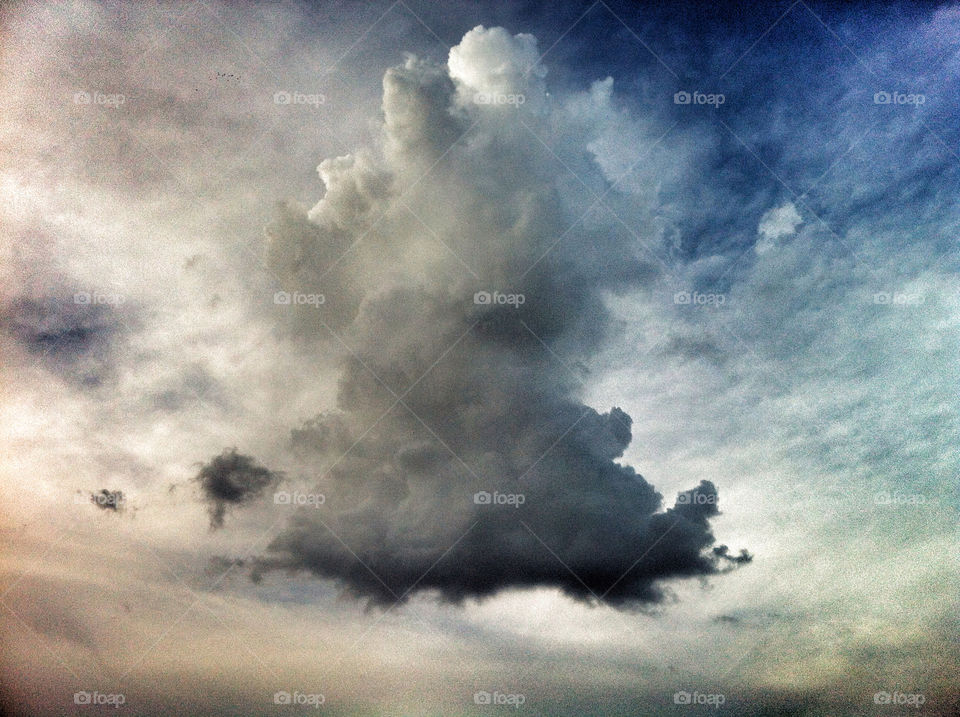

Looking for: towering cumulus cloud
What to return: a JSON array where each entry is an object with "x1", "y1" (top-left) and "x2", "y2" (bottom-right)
[{"x1": 244, "y1": 26, "x2": 749, "y2": 607}]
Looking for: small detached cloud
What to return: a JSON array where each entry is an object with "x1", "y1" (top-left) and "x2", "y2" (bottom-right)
[
  {"x1": 195, "y1": 449, "x2": 281, "y2": 528},
  {"x1": 756, "y1": 201, "x2": 802, "y2": 253},
  {"x1": 90, "y1": 489, "x2": 125, "y2": 512}
]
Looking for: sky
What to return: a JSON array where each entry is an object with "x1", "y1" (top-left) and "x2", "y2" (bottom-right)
[{"x1": 0, "y1": 1, "x2": 957, "y2": 715}]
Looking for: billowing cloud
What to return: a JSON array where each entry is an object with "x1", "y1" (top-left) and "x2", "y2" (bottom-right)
[
  {"x1": 243, "y1": 27, "x2": 749, "y2": 608},
  {"x1": 447, "y1": 25, "x2": 546, "y2": 107}
]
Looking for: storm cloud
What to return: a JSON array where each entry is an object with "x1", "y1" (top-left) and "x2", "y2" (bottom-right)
[{"x1": 236, "y1": 26, "x2": 750, "y2": 608}]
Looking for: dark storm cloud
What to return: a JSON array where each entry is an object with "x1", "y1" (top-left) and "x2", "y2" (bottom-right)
[
  {"x1": 241, "y1": 27, "x2": 750, "y2": 608},
  {"x1": 255, "y1": 474, "x2": 740, "y2": 607},
  {"x1": 195, "y1": 448, "x2": 281, "y2": 528}
]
